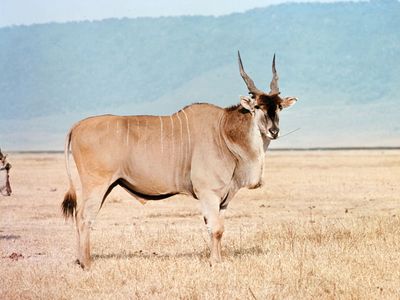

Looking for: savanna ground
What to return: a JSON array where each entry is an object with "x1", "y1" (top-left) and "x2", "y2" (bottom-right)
[{"x1": 1, "y1": 150, "x2": 400, "y2": 299}]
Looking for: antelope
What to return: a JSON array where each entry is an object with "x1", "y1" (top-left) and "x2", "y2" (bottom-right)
[
  {"x1": 62, "y1": 52, "x2": 298, "y2": 269},
  {"x1": 0, "y1": 149, "x2": 12, "y2": 196}
]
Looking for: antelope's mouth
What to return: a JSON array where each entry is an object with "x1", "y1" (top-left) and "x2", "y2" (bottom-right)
[{"x1": 260, "y1": 129, "x2": 278, "y2": 140}]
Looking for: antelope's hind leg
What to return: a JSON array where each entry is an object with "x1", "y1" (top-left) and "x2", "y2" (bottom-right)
[{"x1": 75, "y1": 183, "x2": 110, "y2": 270}]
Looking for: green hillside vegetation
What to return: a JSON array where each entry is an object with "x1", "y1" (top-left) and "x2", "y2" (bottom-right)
[{"x1": 0, "y1": 0, "x2": 399, "y2": 149}]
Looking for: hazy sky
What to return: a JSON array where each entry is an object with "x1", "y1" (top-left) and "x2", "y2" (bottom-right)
[{"x1": 1, "y1": 0, "x2": 360, "y2": 27}]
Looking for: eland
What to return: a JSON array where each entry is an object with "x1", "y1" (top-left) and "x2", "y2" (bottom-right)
[{"x1": 62, "y1": 52, "x2": 298, "y2": 269}]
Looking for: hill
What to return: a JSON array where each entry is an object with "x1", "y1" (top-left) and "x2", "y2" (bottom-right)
[{"x1": 0, "y1": 0, "x2": 399, "y2": 150}]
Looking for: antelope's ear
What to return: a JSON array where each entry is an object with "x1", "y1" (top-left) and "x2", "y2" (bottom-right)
[
  {"x1": 281, "y1": 96, "x2": 298, "y2": 108},
  {"x1": 240, "y1": 96, "x2": 256, "y2": 114}
]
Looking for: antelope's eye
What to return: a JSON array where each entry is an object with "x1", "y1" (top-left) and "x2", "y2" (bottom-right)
[
  {"x1": 254, "y1": 105, "x2": 260, "y2": 109},
  {"x1": 278, "y1": 104, "x2": 283, "y2": 110}
]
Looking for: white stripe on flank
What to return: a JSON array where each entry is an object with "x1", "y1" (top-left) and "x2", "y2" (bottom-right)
[
  {"x1": 176, "y1": 113, "x2": 183, "y2": 149},
  {"x1": 136, "y1": 118, "x2": 140, "y2": 147},
  {"x1": 181, "y1": 109, "x2": 191, "y2": 153},
  {"x1": 170, "y1": 116, "x2": 175, "y2": 163},
  {"x1": 176, "y1": 113, "x2": 184, "y2": 181},
  {"x1": 217, "y1": 114, "x2": 229, "y2": 171},
  {"x1": 144, "y1": 119, "x2": 148, "y2": 153},
  {"x1": 126, "y1": 120, "x2": 130, "y2": 145},
  {"x1": 159, "y1": 116, "x2": 164, "y2": 154},
  {"x1": 218, "y1": 131, "x2": 227, "y2": 163}
]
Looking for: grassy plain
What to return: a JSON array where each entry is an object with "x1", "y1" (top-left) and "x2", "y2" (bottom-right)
[{"x1": 1, "y1": 150, "x2": 400, "y2": 299}]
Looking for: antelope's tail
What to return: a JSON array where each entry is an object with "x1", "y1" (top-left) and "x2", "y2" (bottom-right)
[{"x1": 62, "y1": 129, "x2": 77, "y2": 220}]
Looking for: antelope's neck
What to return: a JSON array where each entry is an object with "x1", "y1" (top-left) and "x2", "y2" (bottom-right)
[
  {"x1": 221, "y1": 106, "x2": 267, "y2": 159},
  {"x1": 221, "y1": 105, "x2": 267, "y2": 189}
]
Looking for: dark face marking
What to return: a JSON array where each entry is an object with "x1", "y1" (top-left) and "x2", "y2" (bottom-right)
[{"x1": 254, "y1": 94, "x2": 282, "y2": 139}]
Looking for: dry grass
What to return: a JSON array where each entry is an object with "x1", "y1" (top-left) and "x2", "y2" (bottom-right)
[{"x1": 1, "y1": 150, "x2": 400, "y2": 299}]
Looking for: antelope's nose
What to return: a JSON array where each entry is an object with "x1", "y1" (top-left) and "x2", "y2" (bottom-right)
[{"x1": 269, "y1": 128, "x2": 279, "y2": 138}]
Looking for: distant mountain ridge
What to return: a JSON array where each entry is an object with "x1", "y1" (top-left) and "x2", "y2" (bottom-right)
[{"x1": 0, "y1": 1, "x2": 399, "y2": 150}]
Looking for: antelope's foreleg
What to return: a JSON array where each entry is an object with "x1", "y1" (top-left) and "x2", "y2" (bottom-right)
[{"x1": 199, "y1": 192, "x2": 224, "y2": 265}]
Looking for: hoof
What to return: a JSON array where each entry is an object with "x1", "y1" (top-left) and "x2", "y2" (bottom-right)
[
  {"x1": 75, "y1": 259, "x2": 91, "y2": 270},
  {"x1": 209, "y1": 258, "x2": 222, "y2": 267}
]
